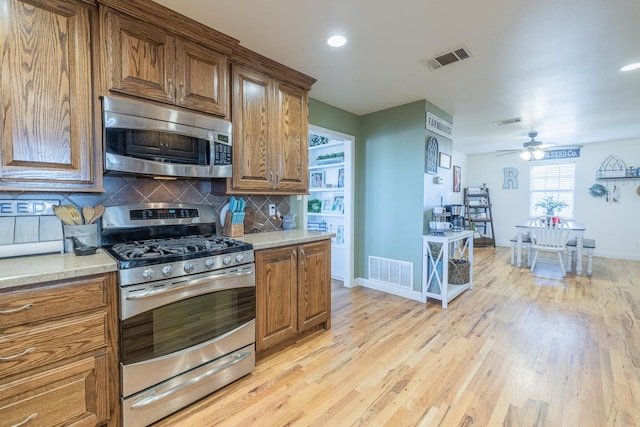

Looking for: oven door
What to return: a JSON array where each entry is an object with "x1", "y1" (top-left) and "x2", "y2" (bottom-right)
[{"x1": 119, "y1": 264, "x2": 255, "y2": 397}]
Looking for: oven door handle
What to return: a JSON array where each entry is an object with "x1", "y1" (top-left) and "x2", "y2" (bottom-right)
[
  {"x1": 125, "y1": 269, "x2": 254, "y2": 300},
  {"x1": 130, "y1": 351, "x2": 252, "y2": 409}
]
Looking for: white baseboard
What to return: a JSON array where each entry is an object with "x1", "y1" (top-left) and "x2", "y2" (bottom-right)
[{"x1": 351, "y1": 277, "x2": 423, "y2": 302}]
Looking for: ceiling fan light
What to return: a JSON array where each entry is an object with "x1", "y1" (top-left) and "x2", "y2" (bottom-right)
[
  {"x1": 533, "y1": 149, "x2": 545, "y2": 160},
  {"x1": 520, "y1": 151, "x2": 532, "y2": 160}
]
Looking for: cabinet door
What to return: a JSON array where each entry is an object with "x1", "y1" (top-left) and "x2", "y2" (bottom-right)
[
  {"x1": 0, "y1": 0, "x2": 94, "y2": 187},
  {"x1": 103, "y1": 9, "x2": 176, "y2": 104},
  {"x1": 273, "y1": 81, "x2": 308, "y2": 193},
  {"x1": 255, "y1": 246, "x2": 298, "y2": 352},
  {"x1": 297, "y1": 240, "x2": 331, "y2": 331},
  {"x1": 230, "y1": 64, "x2": 273, "y2": 192},
  {"x1": 0, "y1": 356, "x2": 107, "y2": 426},
  {"x1": 175, "y1": 39, "x2": 228, "y2": 117}
]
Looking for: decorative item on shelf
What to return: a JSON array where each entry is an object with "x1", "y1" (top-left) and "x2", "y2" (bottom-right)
[
  {"x1": 331, "y1": 195, "x2": 344, "y2": 213},
  {"x1": 315, "y1": 152, "x2": 344, "y2": 165},
  {"x1": 588, "y1": 183, "x2": 608, "y2": 198},
  {"x1": 534, "y1": 195, "x2": 568, "y2": 216},
  {"x1": 596, "y1": 154, "x2": 626, "y2": 179},
  {"x1": 309, "y1": 134, "x2": 329, "y2": 147},
  {"x1": 338, "y1": 168, "x2": 344, "y2": 188},
  {"x1": 308, "y1": 199, "x2": 322, "y2": 213},
  {"x1": 322, "y1": 198, "x2": 332, "y2": 212},
  {"x1": 307, "y1": 220, "x2": 328, "y2": 232},
  {"x1": 448, "y1": 257, "x2": 470, "y2": 284},
  {"x1": 310, "y1": 171, "x2": 325, "y2": 188},
  {"x1": 335, "y1": 225, "x2": 345, "y2": 244}
]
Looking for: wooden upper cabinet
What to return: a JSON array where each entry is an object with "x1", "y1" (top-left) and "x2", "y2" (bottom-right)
[
  {"x1": 275, "y1": 81, "x2": 308, "y2": 193},
  {"x1": 103, "y1": 10, "x2": 175, "y2": 103},
  {"x1": 102, "y1": 8, "x2": 229, "y2": 117},
  {"x1": 229, "y1": 63, "x2": 309, "y2": 194},
  {"x1": 176, "y1": 39, "x2": 229, "y2": 115},
  {"x1": 230, "y1": 65, "x2": 273, "y2": 192},
  {"x1": 0, "y1": 0, "x2": 97, "y2": 191}
]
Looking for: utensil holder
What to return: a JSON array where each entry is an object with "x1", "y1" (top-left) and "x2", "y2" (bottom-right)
[
  {"x1": 222, "y1": 213, "x2": 244, "y2": 237},
  {"x1": 63, "y1": 223, "x2": 98, "y2": 253}
]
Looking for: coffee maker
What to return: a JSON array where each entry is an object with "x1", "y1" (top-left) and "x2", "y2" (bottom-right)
[{"x1": 446, "y1": 204, "x2": 465, "y2": 231}]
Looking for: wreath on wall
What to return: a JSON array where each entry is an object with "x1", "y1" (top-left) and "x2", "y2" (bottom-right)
[{"x1": 588, "y1": 183, "x2": 608, "y2": 198}]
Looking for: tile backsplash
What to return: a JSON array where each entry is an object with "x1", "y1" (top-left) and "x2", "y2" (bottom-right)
[{"x1": 0, "y1": 175, "x2": 290, "y2": 234}]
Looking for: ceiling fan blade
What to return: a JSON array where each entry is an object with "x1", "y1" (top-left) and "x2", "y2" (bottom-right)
[{"x1": 495, "y1": 151, "x2": 519, "y2": 157}]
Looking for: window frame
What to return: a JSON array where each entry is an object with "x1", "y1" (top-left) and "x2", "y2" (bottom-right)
[{"x1": 529, "y1": 160, "x2": 576, "y2": 219}]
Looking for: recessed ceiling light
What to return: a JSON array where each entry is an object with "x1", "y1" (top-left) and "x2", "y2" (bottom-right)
[
  {"x1": 620, "y1": 62, "x2": 640, "y2": 72},
  {"x1": 327, "y1": 35, "x2": 346, "y2": 48}
]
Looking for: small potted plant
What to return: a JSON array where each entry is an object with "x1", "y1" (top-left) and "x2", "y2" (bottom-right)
[{"x1": 534, "y1": 196, "x2": 568, "y2": 217}]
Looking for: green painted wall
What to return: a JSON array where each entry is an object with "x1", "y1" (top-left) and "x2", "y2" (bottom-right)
[
  {"x1": 359, "y1": 101, "x2": 427, "y2": 289},
  {"x1": 307, "y1": 97, "x2": 454, "y2": 291}
]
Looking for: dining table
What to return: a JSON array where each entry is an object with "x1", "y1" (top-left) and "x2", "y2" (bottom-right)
[{"x1": 515, "y1": 219, "x2": 586, "y2": 274}]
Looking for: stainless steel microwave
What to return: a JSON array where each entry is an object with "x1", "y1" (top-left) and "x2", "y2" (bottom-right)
[{"x1": 102, "y1": 96, "x2": 232, "y2": 179}]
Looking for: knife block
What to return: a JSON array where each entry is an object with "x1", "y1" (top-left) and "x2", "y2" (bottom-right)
[{"x1": 222, "y1": 213, "x2": 244, "y2": 237}]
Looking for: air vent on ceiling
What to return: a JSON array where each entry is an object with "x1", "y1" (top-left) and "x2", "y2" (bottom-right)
[
  {"x1": 492, "y1": 117, "x2": 523, "y2": 126},
  {"x1": 421, "y1": 47, "x2": 472, "y2": 70}
]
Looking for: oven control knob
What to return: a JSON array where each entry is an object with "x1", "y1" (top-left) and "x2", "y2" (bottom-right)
[
  {"x1": 183, "y1": 263, "x2": 195, "y2": 273},
  {"x1": 223, "y1": 255, "x2": 232, "y2": 265},
  {"x1": 142, "y1": 269, "x2": 155, "y2": 280},
  {"x1": 162, "y1": 266, "x2": 173, "y2": 277},
  {"x1": 235, "y1": 253, "x2": 244, "y2": 263},
  {"x1": 205, "y1": 259, "x2": 215, "y2": 269}
]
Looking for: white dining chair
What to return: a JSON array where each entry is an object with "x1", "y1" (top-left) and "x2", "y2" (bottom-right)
[{"x1": 529, "y1": 217, "x2": 572, "y2": 276}]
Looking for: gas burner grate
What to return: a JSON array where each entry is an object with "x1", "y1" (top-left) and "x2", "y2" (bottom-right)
[{"x1": 109, "y1": 235, "x2": 245, "y2": 261}]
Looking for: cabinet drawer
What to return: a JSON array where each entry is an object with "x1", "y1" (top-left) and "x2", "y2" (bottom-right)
[
  {"x1": 0, "y1": 277, "x2": 107, "y2": 329},
  {"x1": 0, "y1": 312, "x2": 107, "y2": 379},
  {"x1": 0, "y1": 356, "x2": 105, "y2": 427}
]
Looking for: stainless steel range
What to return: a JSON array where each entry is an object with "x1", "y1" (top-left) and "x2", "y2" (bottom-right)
[{"x1": 102, "y1": 203, "x2": 255, "y2": 427}]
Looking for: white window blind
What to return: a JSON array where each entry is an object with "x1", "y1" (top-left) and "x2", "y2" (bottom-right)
[{"x1": 530, "y1": 162, "x2": 575, "y2": 218}]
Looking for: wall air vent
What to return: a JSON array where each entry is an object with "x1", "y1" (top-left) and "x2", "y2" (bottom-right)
[
  {"x1": 492, "y1": 117, "x2": 523, "y2": 126},
  {"x1": 420, "y1": 46, "x2": 472, "y2": 70}
]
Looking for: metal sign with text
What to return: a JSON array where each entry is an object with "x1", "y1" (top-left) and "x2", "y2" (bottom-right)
[
  {"x1": 0, "y1": 200, "x2": 59, "y2": 216},
  {"x1": 543, "y1": 148, "x2": 581, "y2": 160},
  {"x1": 425, "y1": 111, "x2": 453, "y2": 139}
]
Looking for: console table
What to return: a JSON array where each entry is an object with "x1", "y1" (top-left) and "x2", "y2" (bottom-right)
[{"x1": 422, "y1": 230, "x2": 474, "y2": 309}]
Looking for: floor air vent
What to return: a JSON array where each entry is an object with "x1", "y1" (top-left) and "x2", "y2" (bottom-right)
[
  {"x1": 421, "y1": 46, "x2": 472, "y2": 70},
  {"x1": 368, "y1": 256, "x2": 413, "y2": 288}
]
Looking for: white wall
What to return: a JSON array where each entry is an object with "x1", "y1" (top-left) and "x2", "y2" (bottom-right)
[{"x1": 466, "y1": 138, "x2": 640, "y2": 260}]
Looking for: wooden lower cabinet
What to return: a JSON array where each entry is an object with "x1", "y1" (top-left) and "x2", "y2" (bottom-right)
[
  {"x1": 0, "y1": 273, "x2": 118, "y2": 426},
  {"x1": 255, "y1": 240, "x2": 331, "y2": 353}
]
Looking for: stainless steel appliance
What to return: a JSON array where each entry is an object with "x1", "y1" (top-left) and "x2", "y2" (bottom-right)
[
  {"x1": 446, "y1": 204, "x2": 465, "y2": 231},
  {"x1": 101, "y1": 203, "x2": 255, "y2": 427},
  {"x1": 102, "y1": 96, "x2": 233, "y2": 179}
]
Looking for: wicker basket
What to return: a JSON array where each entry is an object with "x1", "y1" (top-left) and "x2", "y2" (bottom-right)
[{"x1": 448, "y1": 257, "x2": 470, "y2": 284}]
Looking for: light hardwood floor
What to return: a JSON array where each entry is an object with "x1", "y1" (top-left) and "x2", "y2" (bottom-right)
[{"x1": 154, "y1": 247, "x2": 640, "y2": 426}]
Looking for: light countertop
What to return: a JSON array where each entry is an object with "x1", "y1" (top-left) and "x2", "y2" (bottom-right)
[
  {"x1": 240, "y1": 229, "x2": 335, "y2": 250},
  {"x1": 0, "y1": 250, "x2": 117, "y2": 291},
  {"x1": 0, "y1": 230, "x2": 334, "y2": 291}
]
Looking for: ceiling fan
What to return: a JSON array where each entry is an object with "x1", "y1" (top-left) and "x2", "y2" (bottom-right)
[{"x1": 496, "y1": 132, "x2": 556, "y2": 160}]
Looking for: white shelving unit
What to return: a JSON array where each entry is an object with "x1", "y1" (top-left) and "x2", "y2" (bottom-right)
[
  {"x1": 422, "y1": 230, "x2": 474, "y2": 309},
  {"x1": 306, "y1": 125, "x2": 354, "y2": 285}
]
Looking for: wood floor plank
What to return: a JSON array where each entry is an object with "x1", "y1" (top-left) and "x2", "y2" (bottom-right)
[{"x1": 154, "y1": 247, "x2": 640, "y2": 427}]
